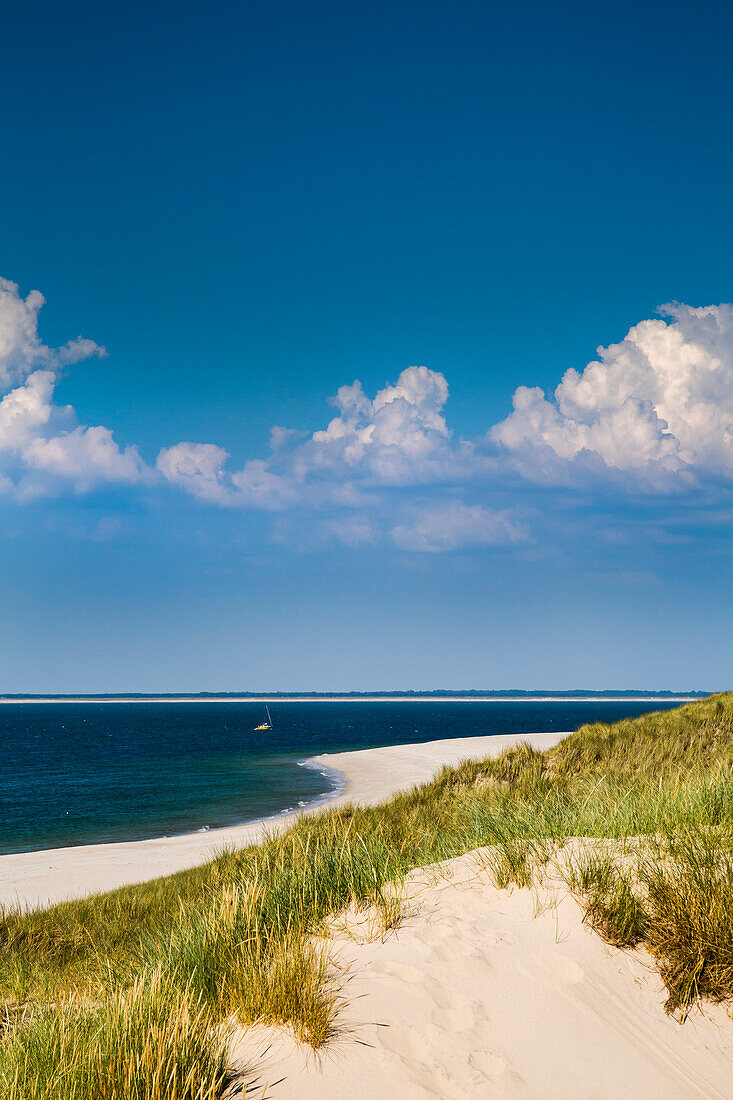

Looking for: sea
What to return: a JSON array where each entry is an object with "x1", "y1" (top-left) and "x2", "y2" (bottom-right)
[{"x1": 0, "y1": 697, "x2": 699, "y2": 856}]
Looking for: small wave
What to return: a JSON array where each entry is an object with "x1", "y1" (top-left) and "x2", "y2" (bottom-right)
[
  {"x1": 197, "y1": 825, "x2": 211, "y2": 833},
  {"x1": 298, "y1": 758, "x2": 346, "y2": 800}
]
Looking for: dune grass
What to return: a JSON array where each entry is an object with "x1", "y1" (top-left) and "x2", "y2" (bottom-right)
[
  {"x1": 641, "y1": 828, "x2": 733, "y2": 1012},
  {"x1": 0, "y1": 968, "x2": 229, "y2": 1100},
  {"x1": 1, "y1": 692, "x2": 732, "y2": 1094},
  {"x1": 564, "y1": 850, "x2": 649, "y2": 948}
]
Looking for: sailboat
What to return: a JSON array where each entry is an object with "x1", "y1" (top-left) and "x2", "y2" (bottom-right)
[{"x1": 254, "y1": 705, "x2": 273, "y2": 731}]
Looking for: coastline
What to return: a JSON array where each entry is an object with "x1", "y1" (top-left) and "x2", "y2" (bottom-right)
[
  {"x1": 0, "y1": 695, "x2": 701, "y2": 704},
  {"x1": 0, "y1": 731, "x2": 566, "y2": 911}
]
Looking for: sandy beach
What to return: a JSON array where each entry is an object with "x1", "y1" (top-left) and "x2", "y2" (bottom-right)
[
  {"x1": 0, "y1": 731, "x2": 565, "y2": 911},
  {"x1": 233, "y1": 849, "x2": 733, "y2": 1099}
]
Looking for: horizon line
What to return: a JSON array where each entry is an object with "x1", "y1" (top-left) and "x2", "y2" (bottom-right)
[{"x1": 0, "y1": 689, "x2": 712, "y2": 705}]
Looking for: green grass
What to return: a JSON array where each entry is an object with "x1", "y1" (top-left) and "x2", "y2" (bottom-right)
[
  {"x1": 564, "y1": 850, "x2": 648, "y2": 947},
  {"x1": 0, "y1": 969, "x2": 229, "y2": 1100},
  {"x1": 641, "y1": 828, "x2": 733, "y2": 1013},
  {"x1": 1, "y1": 692, "x2": 732, "y2": 1094}
]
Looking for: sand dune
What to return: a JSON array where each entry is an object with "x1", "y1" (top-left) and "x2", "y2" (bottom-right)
[
  {"x1": 5, "y1": 728, "x2": 732, "y2": 1096},
  {"x1": 233, "y1": 850, "x2": 733, "y2": 1099},
  {"x1": 0, "y1": 732, "x2": 565, "y2": 910}
]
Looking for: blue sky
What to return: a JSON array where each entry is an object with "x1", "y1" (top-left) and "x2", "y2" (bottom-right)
[{"x1": 1, "y1": 0, "x2": 732, "y2": 691}]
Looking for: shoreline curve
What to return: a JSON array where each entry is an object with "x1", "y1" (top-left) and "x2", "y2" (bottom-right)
[{"x1": 0, "y1": 731, "x2": 568, "y2": 911}]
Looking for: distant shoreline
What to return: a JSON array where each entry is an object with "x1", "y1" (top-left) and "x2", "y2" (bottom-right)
[{"x1": 0, "y1": 694, "x2": 705, "y2": 705}]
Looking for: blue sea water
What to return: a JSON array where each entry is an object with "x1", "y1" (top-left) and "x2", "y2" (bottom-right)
[{"x1": 0, "y1": 699, "x2": 690, "y2": 855}]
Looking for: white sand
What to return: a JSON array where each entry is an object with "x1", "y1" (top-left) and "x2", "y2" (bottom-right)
[
  {"x1": 233, "y1": 850, "x2": 733, "y2": 1099},
  {"x1": 0, "y1": 732, "x2": 565, "y2": 910}
]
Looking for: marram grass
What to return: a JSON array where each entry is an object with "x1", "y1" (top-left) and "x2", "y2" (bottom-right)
[
  {"x1": 0, "y1": 968, "x2": 229, "y2": 1100},
  {"x1": 1, "y1": 692, "x2": 732, "y2": 1095}
]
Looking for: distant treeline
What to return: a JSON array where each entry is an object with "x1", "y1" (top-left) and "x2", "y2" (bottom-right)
[{"x1": 1, "y1": 689, "x2": 711, "y2": 700}]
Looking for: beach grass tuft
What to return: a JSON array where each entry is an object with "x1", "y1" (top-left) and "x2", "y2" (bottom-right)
[
  {"x1": 565, "y1": 851, "x2": 648, "y2": 948},
  {"x1": 641, "y1": 828, "x2": 733, "y2": 1014}
]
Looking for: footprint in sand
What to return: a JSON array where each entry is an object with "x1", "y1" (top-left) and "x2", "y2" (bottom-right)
[
  {"x1": 379, "y1": 962, "x2": 425, "y2": 985},
  {"x1": 379, "y1": 1023, "x2": 431, "y2": 1064},
  {"x1": 431, "y1": 1002, "x2": 476, "y2": 1032},
  {"x1": 470, "y1": 1049, "x2": 509, "y2": 1077}
]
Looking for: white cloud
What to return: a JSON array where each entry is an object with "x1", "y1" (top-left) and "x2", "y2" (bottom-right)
[
  {"x1": 0, "y1": 370, "x2": 56, "y2": 451},
  {"x1": 391, "y1": 501, "x2": 526, "y2": 553},
  {"x1": 0, "y1": 277, "x2": 105, "y2": 389},
  {"x1": 156, "y1": 364, "x2": 474, "y2": 513},
  {"x1": 153, "y1": 308, "x2": 733, "y2": 549},
  {"x1": 491, "y1": 304, "x2": 733, "y2": 482},
  {"x1": 155, "y1": 445, "x2": 298, "y2": 509},
  {"x1": 305, "y1": 365, "x2": 461, "y2": 484},
  {"x1": 156, "y1": 442, "x2": 230, "y2": 503},
  {"x1": 230, "y1": 460, "x2": 297, "y2": 509},
  {"x1": 0, "y1": 279, "x2": 147, "y2": 497},
  {"x1": 4, "y1": 274, "x2": 733, "y2": 554},
  {"x1": 23, "y1": 426, "x2": 146, "y2": 490}
]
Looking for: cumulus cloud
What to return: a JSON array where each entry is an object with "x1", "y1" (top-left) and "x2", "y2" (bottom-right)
[
  {"x1": 159, "y1": 303, "x2": 733, "y2": 520},
  {"x1": 155, "y1": 445, "x2": 298, "y2": 509},
  {"x1": 0, "y1": 277, "x2": 105, "y2": 389},
  {"x1": 0, "y1": 370, "x2": 55, "y2": 451},
  {"x1": 491, "y1": 304, "x2": 733, "y2": 483},
  {"x1": 391, "y1": 501, "x2": 525, "y2": 552},
  {"x1": 0, "y1": 279, "x2": 147, "y2": 497},
  {"x1": 303, "y1": 365, "x2": 460, "y2": 484},
  {"x1": 154, "y1": 306, "x2": 733, "y2": 548},
  {"x1": 231, "y1": 460, "x2": 298, "y2": 509},
  {"x1": 23, "y1": 426, "x2": 145, "y2": 491},
  {"x1": 156, "y1": 442, "x2": 230, "y2": 503},
  {"x1": 156, "y1": 364, "x2": 476, "y2": 509},
  {"x1": 4, "y1": 273, "x2": 733, "y2": 554}
]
